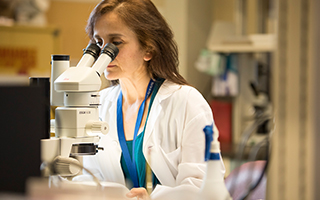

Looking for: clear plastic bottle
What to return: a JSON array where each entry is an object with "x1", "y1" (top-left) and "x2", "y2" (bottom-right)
[{"x1": 199, "y1": 125, "x2": 232, "y2": 200}]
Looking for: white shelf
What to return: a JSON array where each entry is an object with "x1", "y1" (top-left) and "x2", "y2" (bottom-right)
[{"x1": 208, "y1": 44, "x2": 275, "y2": 53}]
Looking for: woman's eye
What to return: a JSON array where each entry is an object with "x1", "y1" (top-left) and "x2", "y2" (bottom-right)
[{"x1": 112, "y1": 41, "x2": 122, "y2": 46}]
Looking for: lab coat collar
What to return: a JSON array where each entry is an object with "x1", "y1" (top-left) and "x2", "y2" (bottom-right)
[
  {"x1": 142, "y1": 79, "x2": 181, "y2": 142},
  {"x1": 155, "y1": 79, "x2": 182, "y2": 102}
]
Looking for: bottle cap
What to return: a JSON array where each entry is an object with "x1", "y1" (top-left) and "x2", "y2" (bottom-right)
[{"x1": 203, "y1": 124, "x2": 221, "y2": 161}]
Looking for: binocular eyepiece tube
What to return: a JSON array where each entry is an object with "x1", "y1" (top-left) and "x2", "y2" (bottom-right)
[{"x1": 92, "y1": 43, "x2": 119, "y2": 76}]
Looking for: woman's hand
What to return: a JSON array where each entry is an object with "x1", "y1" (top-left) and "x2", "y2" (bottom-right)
[{"x1": 126, "y1": 187, "x2": 150, "y2": 200}]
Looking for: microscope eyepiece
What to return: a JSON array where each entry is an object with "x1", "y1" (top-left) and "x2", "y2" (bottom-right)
[
  {"x1": 51, "y1": 55, "x2": 70, "y2": 61},
  {"x1": 101, "y1": 43, "x2": 119, "y2": 61},
  {"x1": 83, "y1": 43, "x2": 101, "y2": 60},
  {"x1": 90, "y1": 43, "x2": 119, "y2": 76}
]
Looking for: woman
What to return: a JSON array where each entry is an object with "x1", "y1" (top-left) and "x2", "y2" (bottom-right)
[{"x1": 76, "y1": 0, "x2": 223, "y2": 199}]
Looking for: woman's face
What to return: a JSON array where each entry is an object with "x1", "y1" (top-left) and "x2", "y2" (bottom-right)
[{"x1": 93, "y1": 12, "x2": 151, "y2": 81}]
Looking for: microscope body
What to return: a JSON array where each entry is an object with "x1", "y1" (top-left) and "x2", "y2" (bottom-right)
[
  {"x1": 54, "y1": 64, "x2": 108, "y2": 155},
  {"x1": 41, "y1": 43, "x2": 118, "y2": 176}
]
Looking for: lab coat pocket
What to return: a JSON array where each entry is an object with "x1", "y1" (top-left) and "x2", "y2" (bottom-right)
[{"x1": 159, "y1": 146, "x2": 181, "y2": 173}]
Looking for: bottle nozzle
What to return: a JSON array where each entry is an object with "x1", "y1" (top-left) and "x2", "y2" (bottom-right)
[{"x1": 203, "y1": 124, "x2": 213, "y2": 161}]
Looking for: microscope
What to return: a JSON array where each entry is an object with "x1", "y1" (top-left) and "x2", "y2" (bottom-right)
[{"x1": 41, "y1": 43, "x2": 119, "y2": 177}]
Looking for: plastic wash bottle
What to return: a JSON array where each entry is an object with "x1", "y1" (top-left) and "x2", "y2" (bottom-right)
[{"x1": 199, "y1": 124, "x2": 232, "y2": 200}]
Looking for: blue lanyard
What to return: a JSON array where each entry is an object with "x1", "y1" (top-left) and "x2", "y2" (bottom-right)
[{"x1": 117, "y1": 79, "x2": 155, "y2": 187}]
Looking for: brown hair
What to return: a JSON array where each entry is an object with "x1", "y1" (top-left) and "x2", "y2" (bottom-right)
[{"x1": 86, "y1": 0, "x2": 188, "y2": 85}]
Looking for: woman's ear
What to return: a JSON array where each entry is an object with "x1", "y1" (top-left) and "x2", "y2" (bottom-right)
[{"x1": 144, "y1": 52, "x2": 153, "y2": 61}]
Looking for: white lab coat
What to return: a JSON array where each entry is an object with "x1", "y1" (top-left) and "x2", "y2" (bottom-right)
[{"x1": 76, "y1": 80, "x2": 223, "y2": 199}]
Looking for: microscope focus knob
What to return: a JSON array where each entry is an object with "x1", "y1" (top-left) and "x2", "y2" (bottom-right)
[
  {"x1": 53, "y1": 156, "x2": 81, "y2": 176},
  {"x1": 86, "y1": 121, "x2": 109, "y2": 135}
]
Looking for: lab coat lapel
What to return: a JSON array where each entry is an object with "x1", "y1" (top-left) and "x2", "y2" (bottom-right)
[
  {"x1": 143, "y1": 81, "x2": 181, "y2": 187},
  {"x1": 143, "y1": 97, "x2": 176, "y2": 186},
  {"x1": 143, "y1": 97, "x2": 161, "y2": 150},
  {"x1": 143, "y1": 80, "x2": 180, "y2": 148}
]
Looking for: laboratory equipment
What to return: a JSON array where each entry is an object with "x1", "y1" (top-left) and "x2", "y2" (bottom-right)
[
  {"x1": 30, "y1": 77, "x2": 50, "y2": 139},
  {"x1": 41, "y1": 43, "x2": 119, "y2": 177},
  {"x1": 50, "y1": 55, "x2": 70, "y2": 106},
  {"x1": 199, "y1": 125, "x2": 232, "y2": 200},
  {"x1": 245, "y1": 81, "x2": 272, "y2": 147},
  {"x1": 226, "y1": 81, "x2": 272, "y2": 199},
  {"x1": 0, "y1": 84, "x2": 46, "y2": 194}
]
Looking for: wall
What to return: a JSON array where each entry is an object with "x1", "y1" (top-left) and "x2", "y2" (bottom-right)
[
  {"x1": 311, "y1": 1, "x2": 320, "y2": 199},
  {"x1": 159, "y1": 0, "x2": 212, "y2": 94},
  {"x1": 46, "y1": 0, "x2": 99, "y2": 65},
  {"x1": 267, "y1": 0, "x2": 318, "y2": 199},
  {"x1": 212, "y1": 0, "x2": 234, "y2": 23},
  {"x1": 186, "y1": 0, "x2": 213, "y2": 94},
  {"x1": 156, "y1": 0, "x2": 188, "y2": 82}
]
